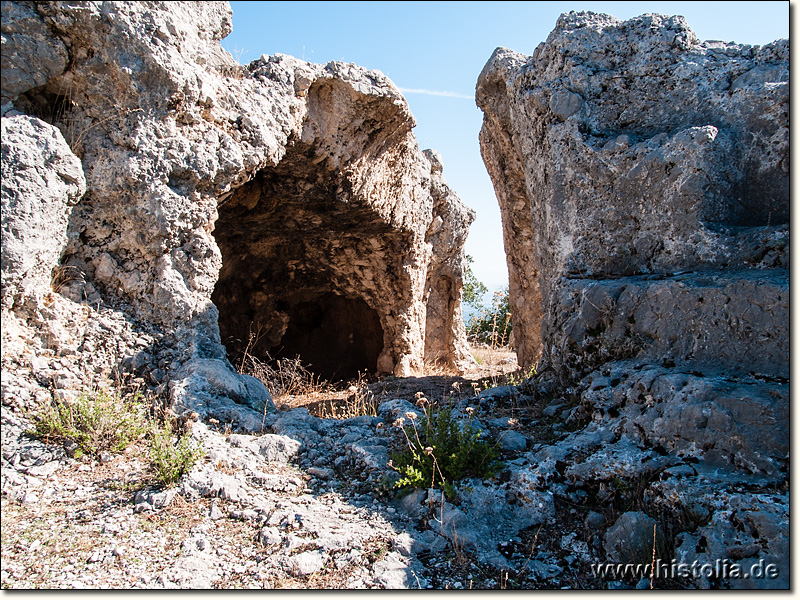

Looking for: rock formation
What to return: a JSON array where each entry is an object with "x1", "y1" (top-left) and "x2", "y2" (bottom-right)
[
  {"x1": 1, "y1": 3, "x2": 791, "y2": 590},
  {"x1": 477, "y1": 11, "x2": 788, "y2": 474},
  {"x1": 477, "y1": 12, "x2": 788, "y2": 588},
  {"x1": 1, "y1": 1, "x2": 474, "y2": 427}
]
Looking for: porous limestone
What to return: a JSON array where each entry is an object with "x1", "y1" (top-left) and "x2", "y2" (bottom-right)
[
  {"x1": 476, "y1": 11, "x2": 788, "y2": 374},
  {"x1": 476, "y1": 9, "x2": 788, "y2": 479},
  {"x1": 1, "y1": 1, "x2": 475, "y2": 430},
  {"x1": 476, "y1": 12, "x2": 789, "y2": 589}
]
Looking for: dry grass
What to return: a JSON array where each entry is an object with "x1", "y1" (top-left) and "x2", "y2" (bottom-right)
[
  {"x1": 241, "y1": 354, "x2": 329, "y2": 399},
  {"x1": 467, "y1": 345, "x2": 518, "y2": 377},
  {"x1": 237, "y1": 331, "x2": 524, "y2": 422},
  {"x1": 240, "y1": 353, "x2": 379, "y2": 419},
  {"x1": 50, "y1": 265, "x2": 85, "y2": 294}
]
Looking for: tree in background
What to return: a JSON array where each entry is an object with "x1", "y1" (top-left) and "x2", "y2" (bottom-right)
[
  {"x1": 463, "y1": 256, "x2": 512, "y2": 348},
  {"x1": 462, "y1": 255, "x2": 488, "y2": 310}
]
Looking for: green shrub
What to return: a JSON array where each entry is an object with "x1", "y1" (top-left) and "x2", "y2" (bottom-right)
[
  {"x1": 31, "y1": 390, "x2": 148, "y2": 458},
  {"x1": 147, "y1": 419, "x2": 204, "y2": 486},
  {"x1": 389, "y1": 402, "x2": 499, "y2": 499},
  {"x1": 462, "y1": 255, "x2": 488, "y2": 311},
  {"x1": 30, "y1": 388, "x2": 203, "y2": 486}
]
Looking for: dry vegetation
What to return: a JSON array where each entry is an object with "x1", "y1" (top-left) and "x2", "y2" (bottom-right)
[{"x1": 240, "y1": 343, "x2": 524, "y2": 420}]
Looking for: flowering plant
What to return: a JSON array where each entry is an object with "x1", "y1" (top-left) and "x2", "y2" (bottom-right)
[{"x1": 389, "y1": 400, "x2": 499, "y2": 499}]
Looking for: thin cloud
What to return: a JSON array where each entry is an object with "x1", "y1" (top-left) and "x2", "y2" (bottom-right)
[{"x1": 398, "y1": 87, "x2": 473, "y2": 100}]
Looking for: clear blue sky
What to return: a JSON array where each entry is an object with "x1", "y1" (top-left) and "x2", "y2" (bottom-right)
[{"x1": 221, "y1": 1, "x2": 789, "y2": 291}]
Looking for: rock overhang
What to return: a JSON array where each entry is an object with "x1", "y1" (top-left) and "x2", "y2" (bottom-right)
[{"x1": 1, "y1": 1, "x2": 475, "y2": 426}]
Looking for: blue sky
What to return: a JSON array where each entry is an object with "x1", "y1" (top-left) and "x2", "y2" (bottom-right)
[{"x1": 221, "y1": 1, "x2": 789, "y2": 291}]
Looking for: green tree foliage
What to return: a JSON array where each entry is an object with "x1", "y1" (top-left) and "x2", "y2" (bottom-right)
[
  {"x1": 462, "y1": 255, "x2": 488, "y2": 310},
  {"x1": 466, "y1": 288, "x2": 512, "y2": 348}
]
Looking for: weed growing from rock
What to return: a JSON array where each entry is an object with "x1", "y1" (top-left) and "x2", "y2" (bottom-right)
[
  {"x1": 30, "y1": 389, "x2": 148, "y2": 458},
  {"x1": 29, "y1": 388, "x2": 203, "y2": 486},
  {"x1": 147, "y1": 417, "x2": 204, "y2": 486},
  {"x1": 389, "y1": 399, "x2": 499, "y2": 499}
]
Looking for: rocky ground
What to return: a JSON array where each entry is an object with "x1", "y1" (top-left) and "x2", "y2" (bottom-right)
[
  {"x1": 1, "y1": 348, "x2": 789, "y2": 590},
  {"x1": 0, "y1": 349, "x2": 568, "y2": 590}
]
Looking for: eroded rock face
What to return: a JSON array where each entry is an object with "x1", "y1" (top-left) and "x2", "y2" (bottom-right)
[
  {"x1": 476, "y1": 14, "x2": 788, "y2": 585},
  {"x1": 477, "y1": 11, "x2": 788, "y2": 372},
  {"x1": 476, "y1": 11, "x2": 788, "y2": 470},
  {"x1": 1, "y1": 1, "x2": 474, "y2": 425},
  {"x1": 1, "y1": 115, "x2": 86, "y2": 309}
]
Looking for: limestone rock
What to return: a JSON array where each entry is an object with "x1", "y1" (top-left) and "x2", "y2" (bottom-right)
[
  {"x1": 604, "y1": 511, "x2": 663, "y2": 565},
  {"x1": 476, "y1": 11, "x2": 788, "y2": 373},
  {"x1": 1, "y1": 1, "x2": 475, "y2": 429},
  {"x1": 256, "y1": 434, "x2": 302, "y2": 464},
  {"x1": 1, "y1": 115, "x2": 86, "y2": 308},
  {"x1": 672, "y1": 492, "x2": 788, "y2": 589},
  {"x1": 0, "y1": 2, "x2": 69, "y2": 105},
  {"x1": 497, "y1": 430, "x2": 527, "y2": 452},
  {"x1": 577, "y1": 361, "x2": 789, "y2": 478},
  {"x1": 476, "y1": 11, "x2": 788, "y2": 477}
]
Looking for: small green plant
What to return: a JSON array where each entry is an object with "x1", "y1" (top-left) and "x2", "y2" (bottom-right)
[
  {"x1": 30, "y1": 390, "x2": 148, "y2": 458},
  {"x1": 147, "y1": 418, "x2": 204, "y2": 486},
  {"x1": 30, "y1": 387, "x2": 203, "y2": 487},
  {"x1": 506, "y1": 364, "x2": 538, "y2": 387},
  {"x1": 389, "y1": 400, "x2": 499, "y2": 499}
]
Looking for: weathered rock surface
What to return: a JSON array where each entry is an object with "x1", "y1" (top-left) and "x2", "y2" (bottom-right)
[
  {"x1": 477, "y1": 12, "x2": 788, "y2": 476},
  {"x1": 1, "y1": 115, "x2": 86, "y2": 309},
  {"x1": 1, "y1": 0, "x2": 474, "y2": 435},
  {"x1": 477, "y1": 11, "x2": 788, "y2": 374},
  {"x1": 603, "y1": 511, "x2": 661, "y2": 565},
  {"x1": 476, "y1": 11, "x2": 788, "y2": 590},
  {"x1": 1, "y1": 4, "x2": 791, "y2": 591},
  {"x1": 2, "y1": 378, "x2": 790, "y2": 589}
]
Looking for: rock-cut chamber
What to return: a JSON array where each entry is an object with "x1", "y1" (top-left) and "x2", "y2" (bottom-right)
[{"x1": 211, "y1": 145, "x2": 397, "y2": 381}]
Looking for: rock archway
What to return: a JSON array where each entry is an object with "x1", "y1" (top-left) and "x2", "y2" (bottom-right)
[
  {"x1": 209, "y1": 71, "x2": 477, "y2": 382},
  {"x1": 1, "y1": 0, "x2": 476, "y2": 430}
]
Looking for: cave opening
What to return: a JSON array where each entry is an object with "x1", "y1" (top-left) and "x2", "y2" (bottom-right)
[
  {"x1": 272, "y1": 292, "x2": 383, "y2": 381},
  {"x1": 211, "y1": 144, "x2": 394, "y2": 382}
]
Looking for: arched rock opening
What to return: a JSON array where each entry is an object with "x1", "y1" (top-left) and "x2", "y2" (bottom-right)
[{"x1": 211, "y1": 143, "x2": 407, "y2": 381}]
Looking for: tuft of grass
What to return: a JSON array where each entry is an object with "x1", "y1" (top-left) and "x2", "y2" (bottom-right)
[
  {"x1": 389, "y1": 401, "x2": 499, "y2": 500},
  {"x1": 312, "y1": 374, "x2": 379, "y2": 419},
  {"x1": 50, "y1": 264, "x2": 84, "y2": 295},
  {"x1": 30, "y1": 390, "x2": 148, "y2": 458}
]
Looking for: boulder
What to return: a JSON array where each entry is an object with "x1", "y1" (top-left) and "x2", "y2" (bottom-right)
[
  {"x1": 604, "y1": 511, "x2": 663, "y2": 565},
  {"x1": 476, "y1": 10, "x2": 788, "y2": 477}
]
